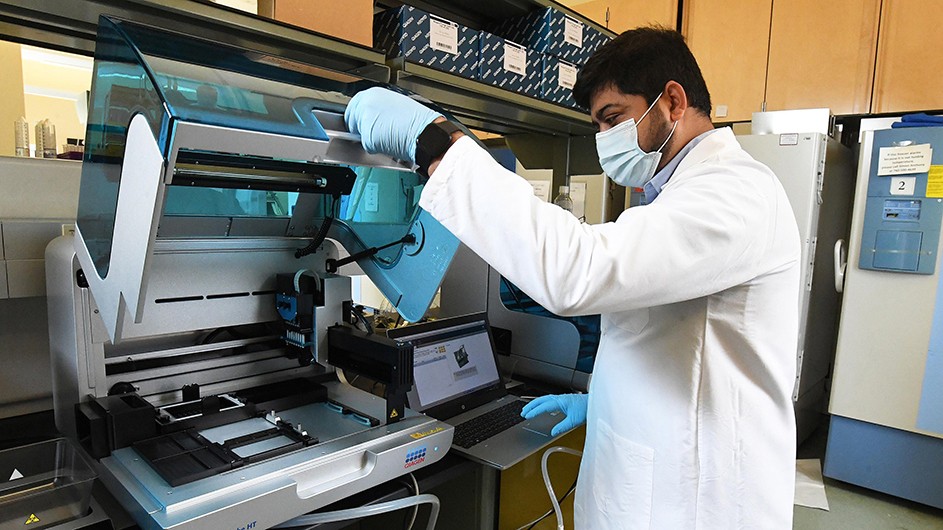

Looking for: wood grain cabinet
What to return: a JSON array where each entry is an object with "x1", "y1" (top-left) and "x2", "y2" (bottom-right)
[
  {"x1": 683, "y1": 0, "x2": 886, "y2": 121},
  {"x1": 681, "y1": 0, "x2": 773, "y2": 123},
  {"x1": 765, "y1": 0, "x2": 880, "y2": 115},
  {"x1": 872, "y1": 0, "x2": 943, "y2": 113},
  {"x1": 561, "y1": 0, "x2": 679, "y2": 33}
]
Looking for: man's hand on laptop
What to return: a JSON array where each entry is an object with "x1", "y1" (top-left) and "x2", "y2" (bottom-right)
[{"x1": 521, "y1": 394, "x2": 588, "y2": 436}]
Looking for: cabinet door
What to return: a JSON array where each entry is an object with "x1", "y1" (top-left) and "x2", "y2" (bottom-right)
[
  {"x1": 765, "y1": 0, "x2": 879, "y2": 115},
  {"x1": 562, "y1": 0, "x2": 679, "y2": 32},
  {"x1": 872, "y1": 0, "x2": 943, "y2": 113},
  {"x1": 681, "y1": 0, "x2": 773, "y2": 123}
]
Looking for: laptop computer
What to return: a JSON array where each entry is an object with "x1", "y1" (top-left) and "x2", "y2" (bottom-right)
[{"x1": 387, "y1": 313, "x2": 564, "y2": 470}]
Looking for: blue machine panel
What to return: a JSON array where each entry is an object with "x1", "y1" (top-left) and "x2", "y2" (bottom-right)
[
  {"x1": 858, "y1": 128, "x2": 943, "y2": 275},
  {"x1": 825, "y1": 415, "x2": 943, "y2": 510},
  {"x1": 872, "y1": 230, "x2": 922, "y2": 271},
  {"x1": 918, "y1": 261, "x2": 943, "y2": 434}
]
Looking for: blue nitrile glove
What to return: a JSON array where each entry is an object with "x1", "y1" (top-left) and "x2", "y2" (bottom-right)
[
  {"x1": 344, "y1": 87, "x2": 442, "y2": 165},
  {"x1": 521, "y1": 393, "x2": 589, "y2": 436}
]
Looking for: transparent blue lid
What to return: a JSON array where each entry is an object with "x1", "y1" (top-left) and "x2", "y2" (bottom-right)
[{"x1": 77, "y1": 16, "x2": 462, "y2": 323}]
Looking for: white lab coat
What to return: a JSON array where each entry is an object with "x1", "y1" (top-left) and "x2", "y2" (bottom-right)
[{"x1": 419, "y1": 128, "x2": 800, "y2": 529}]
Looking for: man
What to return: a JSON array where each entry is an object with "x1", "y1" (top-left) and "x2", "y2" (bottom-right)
[{"x1": 346, "y1": 27, "x2": 800, "y2": 529}]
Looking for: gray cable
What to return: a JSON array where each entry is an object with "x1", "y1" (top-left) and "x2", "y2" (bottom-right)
[{"x1": 273, "y1": 493, "x2": 440, "y2": 530}]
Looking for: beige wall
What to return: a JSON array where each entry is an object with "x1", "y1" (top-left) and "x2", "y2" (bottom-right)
[
  {"x1": 0, "y1": 41, "x2": 26, "y2": 157},
  {"x1": 0, "y1": 43, "x2": 92, "y2": 157},
  {"x1": 21, "y1": 46, "x2": 93, "y2": 154},
  {"x1": 24, "y1": 95, "x2": 87, "y2": 147}
]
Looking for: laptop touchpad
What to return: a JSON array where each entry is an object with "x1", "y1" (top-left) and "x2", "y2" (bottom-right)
[{"x1": 522, "y1": 411, "x2": 563, "y2": 437}]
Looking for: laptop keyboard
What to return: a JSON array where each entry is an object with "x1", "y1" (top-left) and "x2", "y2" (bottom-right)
[{"x1": 453, "y1": 400, "x2": 526, "y2": 448}]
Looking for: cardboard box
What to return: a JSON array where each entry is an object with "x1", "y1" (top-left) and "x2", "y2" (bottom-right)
[
  {"x1": 541, "y1": 54, "x2": 581, "y2": 109},
  {"x1": 487, "y1": 7, "x2": 611, "y2": 65},
  {"x1": 374, "y1": 6, "x2": 479, "y2": 80},
  {"x1": 478, "y1": 32, "x2": 542, "y2": 98},
  {"x1": 258, "y1": 0, "x2": 373, "y2": 47}
]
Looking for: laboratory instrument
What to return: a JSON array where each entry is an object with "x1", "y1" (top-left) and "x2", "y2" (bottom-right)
[
  {"x1": 47, "y1": 15, "x2": 465, "y2": 530},
  {"x1": 737, "y1": 109, "x2": 856, "y2": 442}
]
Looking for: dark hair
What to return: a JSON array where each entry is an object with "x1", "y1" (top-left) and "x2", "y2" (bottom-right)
[{"x1": 573, "y1": 26, "x2": 711, "y2": 117}]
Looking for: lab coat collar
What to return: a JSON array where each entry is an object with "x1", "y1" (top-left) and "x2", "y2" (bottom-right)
[{"x1": 667, "y1": 127, "x2": 738, "y2": 183}]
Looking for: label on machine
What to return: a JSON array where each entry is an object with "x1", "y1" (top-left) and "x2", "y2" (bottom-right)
[
  {"x1": 859, "y1": 130, "x2": 943, "y2": 275},
  {"x1": 877, "y1": 144, "x2": 932, "y2": 176}
]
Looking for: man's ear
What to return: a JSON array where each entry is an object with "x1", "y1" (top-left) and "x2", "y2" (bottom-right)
[{"x1": 664, "y1": 80, "x2": 688, "y2": 121}]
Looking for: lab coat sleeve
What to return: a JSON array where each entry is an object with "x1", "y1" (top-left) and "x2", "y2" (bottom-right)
[{"x1": 419, "y1": 135, "x2": 796, "y2": 315}]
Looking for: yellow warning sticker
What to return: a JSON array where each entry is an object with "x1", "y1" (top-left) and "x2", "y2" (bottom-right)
[
  {"x1": 410, "y1": 426, "x2": 444, "y2": 440},
  {"x1": 926, "y1": 165, "x2": 943, "y2": 198},
  {"x1": 25, "y1": 514, "x2": 40, "y2": 525},
  {"x1": 390, "y1": 409, "x2": 399, "y2": 419}
]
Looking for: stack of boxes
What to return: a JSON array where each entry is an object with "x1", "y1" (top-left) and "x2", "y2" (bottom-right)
[
  {"x1": 487, "y1": 7, "x2": 610, "y2": 109},
  {"x1": 374, "y1": 6, "x2": 480, "y2": 81},
  {"x1": 478, "y1": 31, "x2": 542, "y2": 98},
  {"x1": 374, "y1": 6, "x2": 611, "y2": 110}
]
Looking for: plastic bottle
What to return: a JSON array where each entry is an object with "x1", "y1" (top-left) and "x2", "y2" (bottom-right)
[
  {"x1": 34, "y1": 120, "x2": 44, "y2": 158},
  {"x1": 38, "y1": 119, "x2": 57, "y2": 158},
  {"x1": 553, "y1": 185, "x2": 574, "y2": 213},
  {"x1": 14, "y1": 117, "x2": 29, "y2": 157}
]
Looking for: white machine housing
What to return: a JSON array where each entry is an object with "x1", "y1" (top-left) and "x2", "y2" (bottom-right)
[{"x1": 48, "y1": 15, "x2": 458, "y2": 530}]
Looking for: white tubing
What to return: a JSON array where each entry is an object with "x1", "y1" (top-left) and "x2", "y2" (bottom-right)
[
  {"x1": 541, "y1": 446, "x2": 583, "y2": 530},
  {"x1": 274, "y1": 493, "x2": 440, "y2": 530}
]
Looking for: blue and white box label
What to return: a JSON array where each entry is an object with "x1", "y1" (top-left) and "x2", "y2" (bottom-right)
[
  {"x1": 430, "y1": 16, "x2": 459, "y2": 55},
  {"x1": 504, "y1": 40, "x2": 527, "y2": 75},
  {"x1": 558, "y1": 61, "x2": 577, "y2": 90},
  {"x1": 564, "y1": 16, "x2": 583, "y2": 47}
]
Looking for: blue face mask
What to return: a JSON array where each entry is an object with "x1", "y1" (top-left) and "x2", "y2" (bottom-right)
[{"x1": 595, "y1": 92, "x2": 677, "y2": 188}]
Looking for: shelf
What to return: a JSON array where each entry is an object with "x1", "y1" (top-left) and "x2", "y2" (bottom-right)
[
  {"x1": 391, "y1": 59, "x2": 594, "y2": 136},
  {"x1": 0, "y1": 0, "x2": 597, "y2": 137},
  {"x1": 0, "y1": 0, "x2": 389, "y2": 82}
]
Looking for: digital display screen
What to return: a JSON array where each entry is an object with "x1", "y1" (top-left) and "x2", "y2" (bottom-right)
[
  {"x1": 883, "y1": 199, "x2": 921, "y2": 221},
  {"x1": 400, "y1": 322, "x2": 501, "y2": 412}
]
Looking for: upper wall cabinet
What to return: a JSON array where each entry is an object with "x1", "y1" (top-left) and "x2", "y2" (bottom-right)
[
  {"x1": 684, "y1": 0, "x2": 941, "y2": 121},
  {"x1": 765, "y1": 0, "x2": 880, "y2": 115},
  {"x1": 681, "y1": 0, "x2": 773, "y2": 123},
  {"x1": 872, "y1": 0, "x2": 943, "y2": 113},
  {"x1": 561, "y1": 0, "x2": 679, "y2": 33},
  {"x1": 683, "y1": 0, "x2": 880, "y2": 121}
]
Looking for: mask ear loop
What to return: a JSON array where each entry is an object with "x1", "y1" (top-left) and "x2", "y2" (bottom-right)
[
  {"x1": 656, "y1": 119, "x2": 679, "y2": 154},
  {"x1": 637, "y1": 91, "x2": 664, "y2": 125},
  {"x1": 639, "y1": 91, "x2": 676, "y2": 155}
]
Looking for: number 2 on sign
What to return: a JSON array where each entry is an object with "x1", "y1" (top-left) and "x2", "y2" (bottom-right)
[{"x1": 890, "y1": 177, "x2": 916, "y2": 196}]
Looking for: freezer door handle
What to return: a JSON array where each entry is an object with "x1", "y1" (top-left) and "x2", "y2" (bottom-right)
[{"x1": 834, "y1": 239, "x2": 847, "y2": 293}]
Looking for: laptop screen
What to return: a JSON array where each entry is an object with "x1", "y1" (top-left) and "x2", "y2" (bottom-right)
[{"x1": 388, "y1": 315, "x2": 502, "y2": 413}]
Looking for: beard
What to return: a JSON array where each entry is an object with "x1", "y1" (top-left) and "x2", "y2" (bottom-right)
[{"x1": 643, "y1": 109, "x2": 675, "y2": 156}]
